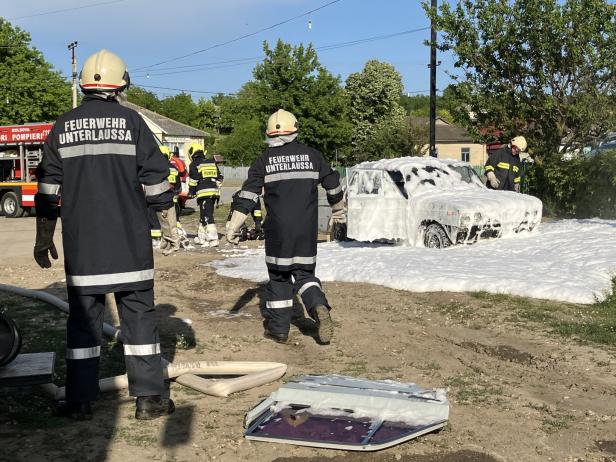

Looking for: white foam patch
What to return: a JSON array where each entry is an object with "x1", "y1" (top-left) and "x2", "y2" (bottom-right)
[{"x1": 211, "y1": 219, "x2": 616, "y2": 304}]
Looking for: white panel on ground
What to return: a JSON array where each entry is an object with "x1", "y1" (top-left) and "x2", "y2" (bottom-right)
[{"x1": 244, "y1": 374, "x2": 448, "y2": 451}]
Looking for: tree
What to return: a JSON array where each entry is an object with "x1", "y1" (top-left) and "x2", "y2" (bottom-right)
[
  {"x1": 425, "y1": 0, "x2": 616, "y2": 158},
  {"x1": 0, "y1": 19, "x2": 71, "y2": 124},
  {"x1": 158, "y1": 92, "x2": 197, "y2": 127},
  {"x1": 214, "y1": 118, "x2": 264, "y2": 166},
  {"x1": 400, "y1": 92, "x2": 453, "y2": 121},
  {"x1": 346, "y1": 60, "x2": 406, "y2": 162},
  {"x1": 194, "y1": 98, "x2": 219, "y2": 132},
  {"x1": 216, "y1": 40, "x2": 352, "y2": 164},
  {"x1": 361, "y1": 118, "x2": 429, "y2": 160},
  {"x1": 126, "y1": 86, "x2": 161, "y2": 113}
]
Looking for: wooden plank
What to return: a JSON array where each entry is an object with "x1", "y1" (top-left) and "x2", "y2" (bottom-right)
[{"x1": 0, "y1": 352, "x2": 55, "y2": 387}]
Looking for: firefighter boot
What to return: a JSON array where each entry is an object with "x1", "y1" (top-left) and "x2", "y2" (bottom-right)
[
  {"x1": 205, "y1": 223, "x2": 219, "y2": 247},
  {"x1": 194, "y1": 224, "x2": 207, "y2": 246},
  {"x1": 314, "y1": 305, "x2": 334, "y2": 344},
  {"x1": 53, "y1": 401, "x2": 93, "y2": 420},
  {"x1": 135, "y1": 396, "x2": 175, "y2": 420},
  {"x1": 177, "y1": 223, "x2": 191, "y2": 249},
  {"x1": 263, "y1": 321, "x2": 288, "y2": 344}
]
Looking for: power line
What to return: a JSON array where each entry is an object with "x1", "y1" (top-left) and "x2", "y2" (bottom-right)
[
  {"x1": 132, "y1": 84, "x2": 235, "y2": 96},
  {"x1": 132, "y1": 26, "x2": 430, "y2": 78},
  {"x1": 132, "y1": 58, "x2": 263, "y2": 78},
  {"x1": 133, "y1": 0, "x2": 343, "y2": 71},
  {"x1": 132, "y1": 56, "x2": 264, "y2": 75},
  {"x1": 317, "y1": 27, "x2": 430, "y2": 52},
  {"x1": 8, "y1": 0, "x2": 126, "y2": 20}
]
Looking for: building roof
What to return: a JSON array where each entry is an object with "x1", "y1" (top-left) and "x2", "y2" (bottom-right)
[
  {"x1": 410, "y1": 117, "x2": 475, "y2": 143},
  {"x1": 121, "y1": 101, "x2": 206, "y2": 138}
]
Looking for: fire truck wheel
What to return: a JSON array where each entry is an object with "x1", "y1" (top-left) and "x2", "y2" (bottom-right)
[{"x1": 1, "y1": 192, "x2": 24, "y2": 218}]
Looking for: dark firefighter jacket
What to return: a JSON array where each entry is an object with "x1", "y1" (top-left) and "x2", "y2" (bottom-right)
[
  {"x1": 484, "y1": 147, "x2": 521, "y2": 191},
  {"x1": 232, "y1": 139, "x2": 343, "y2": 271},
  {"x1": 188, "y1": 153, "x2": 223, "y2": 199},
  {"x1": 167, "y1": 158, "x2": 182, "y2": 196},
  {"x1": 35, "y1": 95, "x2": 173, "y2": 295},
  {"x1": 228, "y1": 190, "x2": 262, "y2": 223}
]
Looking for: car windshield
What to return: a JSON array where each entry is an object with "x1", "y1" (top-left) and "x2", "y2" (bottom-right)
[
  {"x1": 448, "y1": 165, "x2": 484, "y2": 185},
  {"x1": 587, "y1": 142, "x2": 616, "y2": 158}
]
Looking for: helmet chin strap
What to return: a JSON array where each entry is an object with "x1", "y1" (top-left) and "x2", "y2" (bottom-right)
[{"x1": 266, "y1": 132, "x2": 298, "y2": 147}]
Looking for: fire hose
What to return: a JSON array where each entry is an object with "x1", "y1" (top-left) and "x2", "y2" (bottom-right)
[{"x1": 0, "y1": 284, "x2": 287, "y2": 398}]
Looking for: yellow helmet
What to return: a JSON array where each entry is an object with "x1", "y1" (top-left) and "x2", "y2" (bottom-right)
[
  {"x1": 185, "y1": 142, "x2": 205, "y2": 162},
  {"x1": 79, "y1": 49, "x2": 130, "y2": 93},
  {"x1": 511, "y1": 136, "x2": 527, "y2": 152},
  {"x1": 266, "y1": 109, "x2": 298, "y2": 137},
  {"x1": 160, "y1": 145, "x2": 171, "y2": 158}
]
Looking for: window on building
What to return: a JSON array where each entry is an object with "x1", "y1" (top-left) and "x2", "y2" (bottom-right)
[{"x1": 461, "y1": 147, "x2": 470, "y2": 162}]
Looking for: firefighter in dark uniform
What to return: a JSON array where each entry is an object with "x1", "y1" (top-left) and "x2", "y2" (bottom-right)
[
  {"x1": 227, "y1": 109, "x2": 345, "y2": 344},
  {"x1": 148, "y1": 207, "x2": 162, "y2": 244},
  {"x1": 161, "y1": 145, "x2": 189, "y2": 247},
  {"x1": 187, "y1": 143, "x2": 223, "y2": 247},
  {"x1": 485, "y1": 136, "x2": 527, "y2": 192},
  {"x1": 33, "y1": 49, "x2": 176, "y2": 420},
  {"x1": 227, "y1": 190, "x2": 264, "y2": 240}
]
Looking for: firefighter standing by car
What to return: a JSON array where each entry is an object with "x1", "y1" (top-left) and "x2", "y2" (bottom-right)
[
  {"x1": 484, "y1": 136, "x2": 527, "y2": 192},
  {"x1": 227, "y1": 109, "x2": 345, "y2": 344},
  {"x1": 187, "y1": 143, "x2": 223, "y2": 247},
  {"x1": 33, "y1": 49, "x2": 176, "y2": 420}
]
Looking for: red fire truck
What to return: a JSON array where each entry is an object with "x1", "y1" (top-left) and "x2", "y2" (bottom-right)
[{"x1": 0, "y1": 123, "x2": 53, "y2": 217}]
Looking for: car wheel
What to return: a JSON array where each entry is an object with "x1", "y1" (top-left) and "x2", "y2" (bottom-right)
[
  {"x1": 423, "y1": 223, "x2": 452, "y2": 249},
  {"x1": 331, "y1": 223, "x2": 347, "y2": 242},
  {"x1": 1, "y1": 192, "x2": 24, "y2": 218}
]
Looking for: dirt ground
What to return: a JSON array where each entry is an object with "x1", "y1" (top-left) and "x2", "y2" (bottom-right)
[{"x1": 1, "y1": 214, "x2": 616, "y2": 462}]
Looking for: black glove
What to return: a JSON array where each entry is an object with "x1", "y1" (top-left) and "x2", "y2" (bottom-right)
[
  {"x1": 34, "y1": 217, "x2": 58, "y2": 268},
  {"x1": 188, "y1": 186, "x2": 196, "y2": 199}
]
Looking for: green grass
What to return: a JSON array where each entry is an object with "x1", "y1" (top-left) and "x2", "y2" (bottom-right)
[
  {"x1": 473, "y1": 281, "x2": 616, "y2": 348},
  {"x1": 469, "y1": 291, "x2": 512, "y2": 303},
  {"x1": 0, "y1": 292, "x2": 125, "y2": 431},
  {"x1": 341, "y1": 359, "x2": 368, "y2": 375},
  {"x1": 525, "y1": 403, "x2": 574, "y2": 434},
  {"x1": 436, "y1": 300, "x2": 474, "y2": 321},
  {"x1": 444, "y1": 373, "x2": 503, "y2": 405},
  {"x1": 113, "y1": 423, "x2": 158, "y2": 447}
]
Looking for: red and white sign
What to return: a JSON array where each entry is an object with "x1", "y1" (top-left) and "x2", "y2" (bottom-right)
[{"x1": 0, "y1": 123, "x2": 53, "y2": 144}]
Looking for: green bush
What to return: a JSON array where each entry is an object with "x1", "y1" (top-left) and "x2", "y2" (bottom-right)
[{"x1": 527, "y1": 150, "x2": 616, "y2": 218}]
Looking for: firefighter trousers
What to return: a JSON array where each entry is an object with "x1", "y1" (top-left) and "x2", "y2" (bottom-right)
[
  {"x1": 173, "y1": 196, "x2": 182, "y2": 221},
  {"x1": 65, "y1": 287, "x2": 165, "y2": 403},
  {"x1": 198, "y1": 197, "x2": 217, "y2": 226},
  {"x1": 264, "y1": 268, "x2": 329, "y2": 335},
  {"x1": 147, "y1": 207, "x2": 161, "y2": 239}
]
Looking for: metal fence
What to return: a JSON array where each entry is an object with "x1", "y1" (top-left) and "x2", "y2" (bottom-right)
[{"x1": 220, "y1": 166, "x2": 250, "y2": 183}]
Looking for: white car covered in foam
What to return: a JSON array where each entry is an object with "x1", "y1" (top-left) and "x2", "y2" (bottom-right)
[{"x1": 334, "y1": 156, "x2": 542, "y2": 248}]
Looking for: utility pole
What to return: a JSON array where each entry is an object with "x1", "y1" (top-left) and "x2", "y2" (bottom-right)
[
  {"x1": 428, "y1": 0, "x2": 437, "y2": 157},
  {"x1": 68, "y1": 41, "x2": 78, "y2": 109}
]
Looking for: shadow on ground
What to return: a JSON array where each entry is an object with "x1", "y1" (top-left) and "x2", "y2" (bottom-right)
[{"x1": 273, "y1": 450, "x2": 500, "y2": 462}]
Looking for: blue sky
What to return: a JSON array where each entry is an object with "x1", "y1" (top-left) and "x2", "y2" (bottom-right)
[{"x1": 4, "y1": 0, "x2": 456, "y2": 100}]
